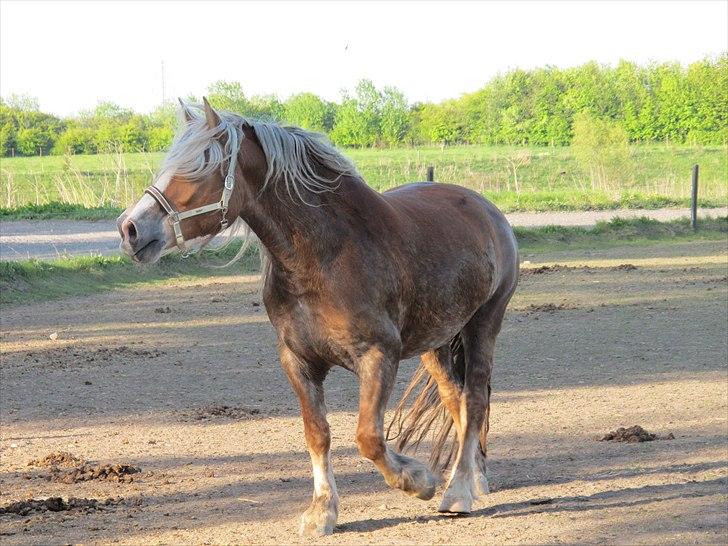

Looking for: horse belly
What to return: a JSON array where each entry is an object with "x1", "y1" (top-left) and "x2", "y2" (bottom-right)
[{"x1": 398, "y1": 261, "x2": 493, "y2": 359}]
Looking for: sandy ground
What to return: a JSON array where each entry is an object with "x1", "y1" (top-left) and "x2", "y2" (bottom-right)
[
  {"x1": 1, "y1": 207, "x2": 725, "y2": 260},
  {"x1": 1, "y1": 240, "x2": 727, "y2": 544}
]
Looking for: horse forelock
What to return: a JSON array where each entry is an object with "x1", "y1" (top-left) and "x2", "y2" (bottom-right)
[{"x1": 159, "y1": 105, "x2": 359, "y2": 203}]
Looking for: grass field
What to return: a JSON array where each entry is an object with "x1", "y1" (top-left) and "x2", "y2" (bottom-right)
[
  {"x1": 2, "y1": 216, "x2": 725, "y2": 305},
  {"x1": 1, "y1": 144, "x2": 726, "y2": 215}
]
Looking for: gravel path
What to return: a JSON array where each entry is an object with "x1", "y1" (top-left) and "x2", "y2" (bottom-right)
[{"x1": 0, "y1": 207, "x2": 724, "y2": 261}]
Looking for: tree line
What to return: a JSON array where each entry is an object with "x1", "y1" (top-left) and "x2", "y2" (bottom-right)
[{"x1": 1, "y1": 55, "x2": 725, "y2": 157}]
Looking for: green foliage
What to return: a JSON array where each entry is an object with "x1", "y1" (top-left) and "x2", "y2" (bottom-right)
[
  {"x1": 571, "y1": 111, "x2": 632, "y2": 189},
  {"x1": 1, "y1": 55, "x2": 727, "y2": 156},
  {"x1": 283, "y1": 93, "x2": 332, "y2": 132}
]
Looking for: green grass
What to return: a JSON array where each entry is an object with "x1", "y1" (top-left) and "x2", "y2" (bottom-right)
[
  {"x1": 0, "y1": 245, "x2": 260, "y2": 305},
  {"x1": 514, "y1": 215, "x2": 728, "y2": 252},
  {"x1": 0, "y1": 202, "x2": 124, "y2": 220},
  {"x1": 2, "y1": 216, "x2": 725, "y2": 305},
  {"x1": 1, "y1": 144, "x2": 725, "y2": 216}
]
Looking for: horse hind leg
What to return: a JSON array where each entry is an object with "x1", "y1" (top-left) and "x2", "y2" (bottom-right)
[
  {"x1": 439, "y1": 301, "x2": 506, "y2": 513},
  {"x1": 356, "y1": 345, "x2": 437, "y2": 501}
]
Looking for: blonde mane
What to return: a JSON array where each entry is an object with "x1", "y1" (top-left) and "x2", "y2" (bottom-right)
[{"x1": 159, "y1": 103, "x2": 359, "y2": 202}]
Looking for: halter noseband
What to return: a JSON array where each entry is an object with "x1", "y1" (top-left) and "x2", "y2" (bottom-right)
[{"x1": 144, "y1": 129, "x2": 239, "y2": 256}]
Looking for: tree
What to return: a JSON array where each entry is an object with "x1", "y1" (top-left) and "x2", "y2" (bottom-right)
[
  {"x1": 207, "y1": 81, "x2": 249, "y2": 113},
  {"x1": 283, "y1": 93, "x2": 331, "y2": 132},
  {"x1": 380, "y1": 87, "x2": 409, "y2": 146},
  {"x1": 15, "y1": 127, "x2": 52, "y2": 155}
]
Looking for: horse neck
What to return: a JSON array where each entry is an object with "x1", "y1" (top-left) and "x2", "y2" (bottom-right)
[{"x1": 239, "y1": 171, "x2": 383, "y2": 279}]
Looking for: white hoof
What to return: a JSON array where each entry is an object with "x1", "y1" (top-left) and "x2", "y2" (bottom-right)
[
  {"x1": 438, "y1": 477, "x2": 473, "y2": 514},
  {"x1": 298, "y1": 499, "x2": 337, "y2": 536}
]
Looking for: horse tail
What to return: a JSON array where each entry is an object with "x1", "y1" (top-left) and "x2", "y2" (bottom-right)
[{"x1": 386, "y1": 333, "x2": 466, "y2": 473}]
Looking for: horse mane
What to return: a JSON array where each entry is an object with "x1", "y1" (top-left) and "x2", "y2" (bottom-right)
[{"x1": 159, "y1": 103, "x2": 359, "y2": 202}]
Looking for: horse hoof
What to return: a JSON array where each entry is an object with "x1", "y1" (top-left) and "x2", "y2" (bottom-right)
[
  {"x1": 298, "y1": 502, "x2": 337, "y2": 537},
  {"x1": 412, "y1": 476, "x2": 437, "y2": 501},
  {"x1": 438, "y1": 495, "x2": 473, "y2": 514},
  {"x1": 404, "y1": 465, "x2": 437, "y2": 500},
  {"x1": 299, "y1": 516, "x2": 335, "y2": 537}
]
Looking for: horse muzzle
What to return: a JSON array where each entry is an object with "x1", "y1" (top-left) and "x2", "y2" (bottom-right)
[{"x1": 117, "y1": 209, "x2": 169, "y2": 264}]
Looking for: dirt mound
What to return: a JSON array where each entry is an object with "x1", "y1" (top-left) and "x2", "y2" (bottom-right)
[
  {"x1": 179, "y1": 404, "x2": 261, "y2": 421},
  {"x1": 49, "y1": 463, "x2": 141, "y2": 484},
  {"x1": 28, "y1": 451, "x2": 84, "y2": 468},
  {"x1": 0, "y1": 497, "x2": 123, "y2": 516},
  {"x1": 520, "y1": 263, "x2": 638, "y2": 279},
  {"x1": 24, "y1": 345, "x2": 165, "y2": 367},
  {"x1": 520, "y1": 265, "x2": 579, "y2": 278},
  {"x1": 524, "y1": 303, "x2": 575, "y2": 314},
  {"x1": 600, "y1": 425, "x2": 674, "y2": 443}
]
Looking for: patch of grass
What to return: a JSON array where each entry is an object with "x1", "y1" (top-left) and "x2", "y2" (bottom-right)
[
  {"x1": 2, "y1": 217, "x2": 725, "y2": 306},
  {"x1": 1, "y1": 144, "x2": 725, "y2": 215},
  {"x1": 0, "y1": 202, "x2": 124, "y2": 220},
  {"x1": 515, "y1": 215, "x2": 728, "y2": 252},
  {"x1": 0, "y1": 245, "x2": 260, "y2": 305}
]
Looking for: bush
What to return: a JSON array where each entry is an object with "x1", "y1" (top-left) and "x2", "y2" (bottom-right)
[{"x1": 571, "y1": 111, "x2": 632, "y2": 189}]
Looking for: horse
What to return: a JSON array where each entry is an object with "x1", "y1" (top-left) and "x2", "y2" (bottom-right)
[{"x1": 117, "y1": 98, "x2": 519, "y2": 536}]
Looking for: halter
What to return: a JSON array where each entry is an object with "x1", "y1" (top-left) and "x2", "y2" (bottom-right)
[{"x1": 144, "y1": 129, "x2": 239, "y2": 256}]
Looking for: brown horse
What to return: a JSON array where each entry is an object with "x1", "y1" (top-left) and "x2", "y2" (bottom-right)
[{"x1": 117, "y1": 99, "x2": 519, "y2": 536}]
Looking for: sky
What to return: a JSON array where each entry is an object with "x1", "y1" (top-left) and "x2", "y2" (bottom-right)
[{"x1": 1, "y1": 0, "x2": 726, "y2": 116}]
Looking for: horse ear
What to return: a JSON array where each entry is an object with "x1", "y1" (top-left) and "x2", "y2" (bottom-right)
[
  {"x1": 178, "y1": 98, "x2": 193, "y2": 122},
  {"x1": 202, "y1": 97, "x2": 220, "y2": 129}
]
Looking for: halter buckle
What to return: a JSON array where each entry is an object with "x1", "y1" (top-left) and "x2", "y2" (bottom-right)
[{"x1": 224, "y1": 175, "x2": 235, "y2": 190}]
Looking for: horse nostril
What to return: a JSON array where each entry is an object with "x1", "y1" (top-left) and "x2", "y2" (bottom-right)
[{"x1": 123, "y1": 218, "x2": 138, "y2": 244}]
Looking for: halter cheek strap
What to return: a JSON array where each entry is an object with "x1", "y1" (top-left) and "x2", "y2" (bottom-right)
[{"x1": 144, "y1": 129, "x2": 239, "y2": 256}]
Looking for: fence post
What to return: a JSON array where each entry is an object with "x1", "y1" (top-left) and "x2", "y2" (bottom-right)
[
  {"x1": 426, "y1": 166, "x2": 434, "y2": 182},
  {"x1": 691, "y1": 164, "x2": 699, "y2": 230}
]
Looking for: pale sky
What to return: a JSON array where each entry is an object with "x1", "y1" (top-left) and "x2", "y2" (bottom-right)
[{"x1": 1, "y1": 0, "x2": 726, "y2": 116}]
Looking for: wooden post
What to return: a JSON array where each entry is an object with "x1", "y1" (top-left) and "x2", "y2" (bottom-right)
[
  {"x1": 426, "y1": 166, "x2": 434, "y2": 182},
  {"x1": 691, "y1": 164, "x2": 699, "y2": 230}
]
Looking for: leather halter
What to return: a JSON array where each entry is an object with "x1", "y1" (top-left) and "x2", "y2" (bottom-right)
[{"x1": 144, "y1": 129, "x2": 239, "y2": 256}]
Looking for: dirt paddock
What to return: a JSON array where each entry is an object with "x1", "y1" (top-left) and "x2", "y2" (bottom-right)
[{"x1": 1, "y1": 240, "x2": 727, "y2": 544}]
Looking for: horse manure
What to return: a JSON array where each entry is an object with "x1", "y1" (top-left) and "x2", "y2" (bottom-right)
[
  {"x1": 49, "y1": 463, "x2": 141, "y2": 484},
  {"x1": 154, "y1": 306, "x2": 172, "y2": 314},
  {"x1": 0, "y1": 497, "x2": 124, "y2": 516},
  {"x1": 611, "y1": 263, "x2": 638, "y2": 271},
  {"x1": 28, "y1": 451, "x2": 84, "y2": 468},
  {"x1": 179, "y1": 404, "x2": 261, "y2": 421},
  {"x1": 600, "y1": 425, "x2": 674, "y2": 443}
]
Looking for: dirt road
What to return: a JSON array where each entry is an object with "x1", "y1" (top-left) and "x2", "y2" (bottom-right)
[
  {"x1": 1, "y1": 207, "x2": 725, "y2": 261},
  {"x1": 1, "y1": 241, "x2": 727, "y2": 544}
]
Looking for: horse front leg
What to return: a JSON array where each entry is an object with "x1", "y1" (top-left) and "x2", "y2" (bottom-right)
[
  {"x1": 355, "y1": 345, "x2": 437, "y2": 500},
  {"x1": 279, "y1": 344, "x2": 338, "y2": 536}
]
